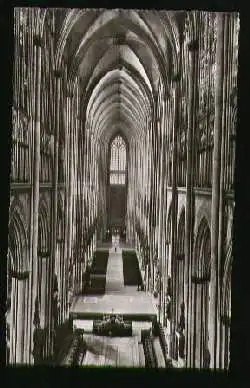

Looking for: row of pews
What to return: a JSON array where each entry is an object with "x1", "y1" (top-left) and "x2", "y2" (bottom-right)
[
  {"x1": 155, "y1": 322, "x2": 174, "y2": 368},
  {"x1": 84, "y1": 250, "x2": 109, "y2": 295},
  {"x1": 156, "y1": 322, "x2": 168, "y2": 363},
  {"x1": 91, "y1": 250, "x2": 109, "y2": 274},
  {"x1": 141, "y1": 330, "x2": 158, "y2": 368},
  {"x1": 62, "y1": 323, "x2": 169, "y2": 368},
  {"x1": 54, "y1": 321, "x2": 74, "y2": 365},
  {"x1": 141, "y1": 325, "x2": 170, "y2": 368},
  {"x1": 153, "y1": 338, "x2": 166, "y2": 368},
  {"x1": 122, "y1": 250, "x2": 143, "y2": 286},
  {"x1": 63, "y1": 334, "x2": 87, "y2": 366}
]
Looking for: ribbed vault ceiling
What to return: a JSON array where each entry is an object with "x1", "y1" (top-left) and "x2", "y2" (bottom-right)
[{"x1": 57, "y1": 8, "x2": 184, "y2": 145}]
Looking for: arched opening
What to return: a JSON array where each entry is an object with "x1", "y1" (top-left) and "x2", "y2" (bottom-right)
[
  {"x1": 161, "y1": 203, "x2": 173, "y2": 357},
  {"x1": 8, "y1": 208, "x2": 29, "y2": 364},
  {"x1": 37, "y1": 201, "x2": 50, "y2": 361},
  {"x1": 166, "y1": 202, "x2": 172, "y2": 278},
  {"x1": 6, "y1": 250, "x2": 13, "y2": 364},
  {"x1": 109, "y1": 135, "x2": 127, "y2": 185},
  {"x1": 55, "y1": 197, "x2": 64, "y2": 324},
  {"x1": 192, "y1": 217, "x2": 211, "y2": 369},
  {"x1": 107, "y1": 134, "x2": 128, "y2": 238},
  {"x1": 221, "y1": 243, "x2": 232, "y2": 370},
  {"x1": 173, "y1": 209, "x2": 185, "y2": 361},
  {"x1": 176, "y1": 209, "x2": 185, "y2": 322}
]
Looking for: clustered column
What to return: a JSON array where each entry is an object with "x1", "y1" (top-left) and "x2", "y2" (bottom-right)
[{"x1": 185, "y1": 32, "x2": 199, "y2": 368}]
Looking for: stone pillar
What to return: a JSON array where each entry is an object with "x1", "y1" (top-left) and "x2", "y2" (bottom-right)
[
  {"x1": 217, "y1": 13, "x2": 231, "y2": 368},
  {"x1": 37, "y1": 252, "x2": 50, "y2": 359},
  {"x1": 53, "y1": 69, "x2": 63, "y2": 319},
  {"x1": 41, "y1": 70, "x2": 61, "y2": 359},
  {"x1": 158, "y1": 88, "x2": 167, "y2": 320},
  {"x1": 190, "y1": 279, "x2": 197, "y2": 367},
  {"x1": 57, "y1": 239, "x2": 63, "y2": 325},
  {"x1": 9, "y1": 275, "x2": 28, "y2": 363},
  {"x1": 28, "y1": 34, "x2": 42, "y2": 364},
  {"x1": 39, "y1": 255, "x2": 49, "y2": 329},
  {"x1": 209, "y1": 12, "x2": 226, "y2": 369},
  {"x1": 9, "y1": 278, "x2": 15, "y2": 364},
  {"x1": 58, "y1": 239, "x2": 65, "y2": 323},
  {"x1": 194, "y1": 282, "x2": 202, "y2": 368},
  {"x1": 185, "y1": 36, "x2": 199, "y2": 368},
  {"x1": 170, "y1": 73, "x2": 181, "y2": 358},
  {"x1": 64, "y1": 94, "x2": 74, "y2": 319},
  {"x1": 149, "y1": 114, "x2": 156, "y2": 292},
  {"x1": 23, "y1": 273, "x2": 30, "y2": 363}
]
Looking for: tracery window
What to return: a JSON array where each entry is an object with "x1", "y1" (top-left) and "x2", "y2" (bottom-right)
[{"x1": 109, "y1": 136, "x2": 127, "y2": 185}]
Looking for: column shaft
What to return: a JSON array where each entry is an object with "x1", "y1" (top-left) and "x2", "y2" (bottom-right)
[
  {"x1": 28, "y1": 38, "x2": 42, "y2": 363},
  {"x1": 209, "y1": 12, "x2": 225, "y2": 369},
  {"x1": 185, "y1": 39, "x2": 199, "y2": 367},
  {"x1": 170, "y1": 80, "x2": 180, "y2": 358}
]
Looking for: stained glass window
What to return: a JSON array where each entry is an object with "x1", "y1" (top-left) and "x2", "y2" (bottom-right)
[{"x1": 110, "y1": 136, "x2": 126, "y2": 185}]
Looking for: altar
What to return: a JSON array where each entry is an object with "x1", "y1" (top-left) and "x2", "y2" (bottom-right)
[
  {"x1": 72, "y1": 318, "x2": 152, "y2": 337},
  {"x1": 93, "y1": 314, "x2": 132, "y2": 336},
  {"x1": 70, "y1": 294, "x2": 157, "y2": 322}
]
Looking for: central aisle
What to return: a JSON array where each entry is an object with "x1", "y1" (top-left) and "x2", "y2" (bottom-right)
[
  {"x1": 66, "y1": 246, "x2": 160, "y2": 368},
  {"x1": 105, "y1": 248, "x2": 125, "y2": 293},
  {"x1": 81, "y1": 334, "x2": 144, "y2": 367}
]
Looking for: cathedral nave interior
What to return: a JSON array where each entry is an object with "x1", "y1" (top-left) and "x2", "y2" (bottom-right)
[{"x1": 6, "y1": 8, "x2": 239, "y2": 370}]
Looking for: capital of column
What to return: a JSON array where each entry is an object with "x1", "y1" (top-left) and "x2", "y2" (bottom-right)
[
  {"x1": 166, "y1": 87, "x2": 174, "y2": 100},
  {"x1": 176, "y1": 253, "x2": 185, "y2": 261},
  {"x1": 54, "y1": 69, "x2": 63, "y2": 78},
  {"x1": 66, "y1": 91, "x2": 74, "y2": 99},
  {"x1": 9, "y1": 269, "x2": 30, "y2": 280},
  {"x1": 172, "y1": 72, "x2": 182, "y2": 84},
  {"x1": 191, "y1": 274, "x2": 210, "y2": 284},
  {"x1": 220, "y1": 315, "x2": 231, "y2": 327},
  {"x1": 187, "y1": 39, "x2": 199, "y2": 52},
  {"x1": 33, "y1": 35, "x2": 42, "y2": 47},
  {"x1": 37, "y1": 250, "x2": 51, "y2": 258},
  {"x1": 164, "y1": 89, "x2": 171, "y2": 101}
]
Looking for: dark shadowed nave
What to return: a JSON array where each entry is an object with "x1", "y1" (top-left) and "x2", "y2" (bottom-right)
[{"x1": 7, "y1": 8, "x2": 239, "y2": 370}]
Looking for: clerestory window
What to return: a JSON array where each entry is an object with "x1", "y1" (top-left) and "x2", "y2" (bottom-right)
[{"x1": 109, "y1": 135, "x2": 126, "y2": 185}]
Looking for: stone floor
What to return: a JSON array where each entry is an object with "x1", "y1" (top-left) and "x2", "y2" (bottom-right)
[
  {"x1": 81, "y1": 334, "x2": 144, "y2": 367},
  {"x1": 105, "y1": 248, "x2": 124, "y2": 293},
  {"x1": 67, "y1": 246, "x2": 161, "y2": 368},
  {"x1": 71, "y1": 293, "x2": 157, "y2": 317},
  {"x1": 96, "y1": 241, "x2": 133, "y2": 249},
  {"x1": 71, "y1": 247, "x2": 157, "y2": 317}
]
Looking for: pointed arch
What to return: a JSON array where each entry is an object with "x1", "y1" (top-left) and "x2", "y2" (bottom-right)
[
  {"x1": 84, "y1": 53, "x2": 154, "y2": 113},
  {"x1": 166, "y1": 201, "x2": 172, "y2": 244},
  {"x1": 222, "y1": 242, "x2": 232, "y2": 319},
  {"x1": 85, "y1": 66, "x2": 152, "y2": 143},
  {"x1": 7, "y1": 203, "x2": 29, "y2": 364},
  {"x1": 109, "y1": 134, "x2": 127, "y2": 185},
  {"x1": 174, "y1": 207, "x2": 186, "y2": 342},
  {"x1": 38, "y1": 199, "x2": 50, "y2": 255},
  {"x1": 8, "y1": 204, "x2": 28, "y2": 272},
  {"x1": 192, "y1": 216, "x2": 211, "y2": 368},
  {"x1": 193, "y1": 216, "x2": 211, "y2": 279},
  {"x1": 177, "y1": 207, "x2": 185, "y2": 256},
  {"x1": 66, "y1": 9, "x2": 169, "y2": 91},
  {"x1": 55, "y1": 9, "x2": 89, "y2": 69},
  {"x1": 220, "y1": 236, "x2": 232, "y2": 370},
  {"x1": 57, "y1": 194, "x2": 64, "y2": 241}
]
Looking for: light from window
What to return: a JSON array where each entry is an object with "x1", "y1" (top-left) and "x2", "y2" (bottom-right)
[{"x1": 110, "y1": 136, "x2": 126, "y2": 185}]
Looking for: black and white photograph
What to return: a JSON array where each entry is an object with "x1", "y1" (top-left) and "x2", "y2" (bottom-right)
[{"x1": 6, "y1": 7, "x2": 239, "y2": 371}]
